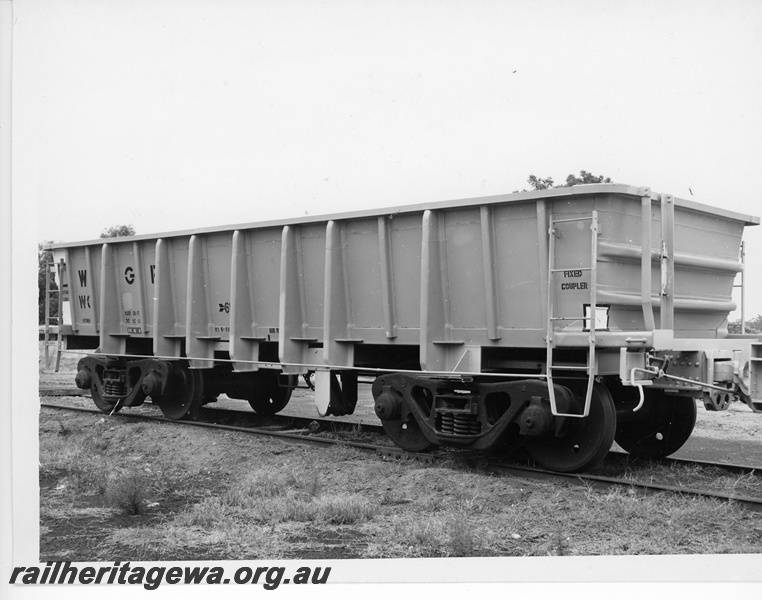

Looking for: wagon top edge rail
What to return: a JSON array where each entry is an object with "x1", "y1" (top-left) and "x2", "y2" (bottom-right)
[{"x1": 43, "y1": 183, "x2": 761, "y2": 250}]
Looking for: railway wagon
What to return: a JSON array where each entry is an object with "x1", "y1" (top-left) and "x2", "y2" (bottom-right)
[{"x1": 47, "y1": 184, "x2": 762, "y2": 472}]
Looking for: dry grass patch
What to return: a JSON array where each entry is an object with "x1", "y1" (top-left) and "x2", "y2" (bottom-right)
[
  {"x1": 595, "y1": 458, "x2": 762, "y2": 498},
  {"x1": 99, "y1": 522, "x2": 283, "y2": 561},
  {"x1": 173, "y1": 466, "x2": 375, "y2": 527},
  {"x1": 40, "y1": 407, "x2": 762, "y2": 561}
]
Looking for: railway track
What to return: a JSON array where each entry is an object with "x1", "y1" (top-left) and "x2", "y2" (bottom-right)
[{"x1": 40, "y1": 400, "x2": 762, "y2": 513}]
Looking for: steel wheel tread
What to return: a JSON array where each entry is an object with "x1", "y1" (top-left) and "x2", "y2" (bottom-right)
[
  {"x1": 381, "y1": 418, "x2": 435, "y2": 453},
  {"x1": 523, "y1": 383, "x2": 617, "y2": 473},
  {"x1": 246, "y1": 372, "x2": 294, "y2": 415},
  {"x1": 157, "y1": 367, "x2": 203, "y2": 420},
  {"x1": 615, "y1": 392, "x2": 697, "y2": 459}
]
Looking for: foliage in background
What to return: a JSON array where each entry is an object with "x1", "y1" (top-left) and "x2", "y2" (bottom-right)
[
  {"x1": 523, "y1": 170, "x2": 612, "y2": 192},
  {"x1": 38, "y1": 242, "x2": 57, "y2": 326},
  {"x1": 728, "y1": 315, "x2": 762, "y2": 334},
  {"x1": 100, "y1": 224, "x2": 136, "y2": 238}
]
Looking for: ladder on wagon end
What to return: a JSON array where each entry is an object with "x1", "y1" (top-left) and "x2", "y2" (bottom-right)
[
  {"x1": 42, "y1": 259, "x2": 63, "y2": 372},
  {"x1": 545, "y1": 210, "x2": 599, "y2": 418}
]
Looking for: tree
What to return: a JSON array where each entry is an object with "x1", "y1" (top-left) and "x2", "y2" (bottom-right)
[
  {"x1": 524, "y1": 170, "x2": 612, "y2": 191},
  {"x1": 728, "y1": 315, "x2": 762, "y2": 334},
  {"x1": 100, "y1": 224, "x2": 136, "y2": 238},
  {"x1": 563, "y1": 170, "x2": 612, "y2": 187},
  {"x1": 527, "y1": 175, "x2": 555, "y2": 190}
]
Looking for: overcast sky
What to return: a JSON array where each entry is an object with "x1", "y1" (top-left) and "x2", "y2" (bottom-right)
[{"x1": 15, "y1": 0, "x2": 762, "y2": 317}]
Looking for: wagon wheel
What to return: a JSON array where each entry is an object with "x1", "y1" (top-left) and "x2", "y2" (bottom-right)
[
  {"x1": 90, "y1": 383, "x2": 123, "y2": 414},
  {"x1": 381, "y1": 417, "x2": 435, "y2": 453},
  {"x1": 247, "y1": 371, "x2": 295, "y2": 415},
  {"x1": 523, "y1": 383, "x2": 616, "y2": 472},
  {"x1": 157, "y1": 367, "x2": 204, "y2": 420},
  {"x1": 614, "y1": 390, "x2": 696, "y2": 459}
]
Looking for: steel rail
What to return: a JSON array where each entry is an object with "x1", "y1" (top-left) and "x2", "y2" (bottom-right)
[
  {"x1": 40, "y1": 393, "x2": 761, "y2": 474},
  {"x1": 606, "y1": 449, "x2": 760, "y2": 476},
  {"x1": 39, "y1": 394, "x2": 387, "y2": 435},
  {"x1": 40, "y1": 402, "x2": 391, "y2": 452},
  {"x1": 40, "y1": 402, "x2": 762, "y2": 512},
  {"x1": 485, "y1": 461, "x2": 762, "y2": 513}
]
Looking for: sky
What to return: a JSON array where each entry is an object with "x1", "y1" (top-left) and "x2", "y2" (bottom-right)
[{"x1": 15, "y1": 0, "x2": 762, "y2": 318}]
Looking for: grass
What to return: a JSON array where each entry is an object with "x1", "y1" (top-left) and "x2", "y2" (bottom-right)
[
  {"x1": 175, "y1": 467, "x2": 375, "y2": 527},
  {"x1": 107, "y1": 473, "x2": 152, "y2": 515},
  {"x1": 39, "y1": 408, "x2": 762, "y2": 561},
  {"x1": 595, "y1": 457, "x2": 762, "y2": 498}
]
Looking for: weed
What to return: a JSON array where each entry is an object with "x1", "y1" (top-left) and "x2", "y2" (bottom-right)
[
  {"x1": 71, "y1": 465, "x2": 111, "y2": 495},
  {"x1": 446, "y1": 512, "x2": 478, "y2": 556},
  {"x1": 552, "y1": 528, "x2": 567, "y2": 556},
  {"x1": 108, "y1": 472, "x2": 151, "y2": 515},
  {"x1": 225, "y1": 469, "x2": 300, "y2": 503},
  {"x1": 304, "y1": 472, "x2": 322, "y2": 498},
  {"x1": 55, "y1": 417, "x2": 71, "y2": 437},
  {"x1": 314, "y1": 494, "x2": 375, "y2": 525}
]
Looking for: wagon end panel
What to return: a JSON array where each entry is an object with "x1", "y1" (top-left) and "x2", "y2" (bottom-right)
[
  {"x1": 592, "y1": 192, "x2": 744, "y2": 340},
  {"x1": 52, "y1": 246, "x2": 101, "y2": 345}
]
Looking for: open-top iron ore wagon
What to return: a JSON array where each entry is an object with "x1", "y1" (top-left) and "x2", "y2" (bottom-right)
[{"x1": 46, "y1": 184, "x2": 762, "y2": 471}]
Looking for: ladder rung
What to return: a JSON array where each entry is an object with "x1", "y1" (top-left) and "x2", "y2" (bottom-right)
[
  {"x1": 550, "y1": 317, "x2": 583, "y2": 321},
  {"x1": 552, "y1": 216, "x2": 594, "y2": 224},
  {"x1": 550, "y1": 366, "x2": 591, "y2": 371}
]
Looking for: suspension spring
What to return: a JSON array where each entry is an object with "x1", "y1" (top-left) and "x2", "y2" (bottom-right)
[
  {"x1": 438, "y1": 412, "x2": 480, "y2": 435},
  {"x1": 454, "y1": 413, "x2": 481, "y2": 435},
  {"x1": 103, "y1": 376, "x2": 127, "y2": 398},
  {"x1": 439, "y1": 412, "x2": 455, "y2": 434}
]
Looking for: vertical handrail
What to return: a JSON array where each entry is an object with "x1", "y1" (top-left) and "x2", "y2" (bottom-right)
[
  {"x1": 641, "y1": 194, "x2": 655, "y2": 331},
  {"x1": 54, "y1": 260, "x2": 63, "y2": 372},
  {"x1": 43, "y1": 259, "x2": 64, "y2": 371},
  {"x1": 583, "y1": 211, "x2": 599, "y2": 416},
  {"x1": 545, "y1": 216, "x2": 557, "y2": 405},
  {"x1": 43, "y1": 260, "x2": 52, "y2": 369},
  {"x1": 659, "y1": 194, "x2": 675, "y2": 330},
  {"x1": 731, "y1": 241, "x2": 746, "y2": 334}
]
